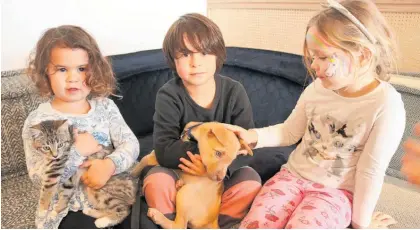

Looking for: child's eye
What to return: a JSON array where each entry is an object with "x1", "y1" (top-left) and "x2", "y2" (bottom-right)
[
  {"x1": 78, "y1": 67, "x2": 86, "y2": 72},
  {"x1": 58, "y1": 68, "x2": 67, "y2": 72},
  {"x1": 182, "y1": 52, "x2": 189, "y2": 57},
  {"x1": 319, "y1": 57, "x2": 327, "y2": 60},
  {"x1": 202, "y1": 52, "x2": 207, "y2": 56},
  {"x1": 215, "y1": 151, "x2": 222, "y2": 158}
]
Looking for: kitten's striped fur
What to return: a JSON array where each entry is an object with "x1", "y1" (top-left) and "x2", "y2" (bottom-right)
[{"x1": 30, "y1": 120, "x2": 142, "y2": 228}]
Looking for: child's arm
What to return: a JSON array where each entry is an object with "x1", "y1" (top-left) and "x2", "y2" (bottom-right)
[
  {"x1": 352, "y1": 97, "x2": 405, "y2": 228},
  {"x1": 104, "y1": 99, "x2": 140, "y2": 174},
  {"x1": 153, "y1": 88, "x2": 199, "y2": 169}
]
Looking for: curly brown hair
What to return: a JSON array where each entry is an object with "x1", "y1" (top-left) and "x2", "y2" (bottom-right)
[
  {"x1": 162, "y1": 13, "x2": 226, "y2": 72},
  {"x1": 27, "y1": 25, "x2": 116, "y2": 97}
]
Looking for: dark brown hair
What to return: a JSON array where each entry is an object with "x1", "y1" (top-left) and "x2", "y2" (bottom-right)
[
  {"x1": 162, "y1": 13, "x2": 226, "y2": 72},
  {"x1": 27, "y1": 25, "x2": 116, "y2": 97}
]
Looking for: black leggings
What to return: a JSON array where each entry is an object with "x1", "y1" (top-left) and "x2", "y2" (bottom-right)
[{"x1": 58, "y1": 210, "x2": 132, "y2": 229}]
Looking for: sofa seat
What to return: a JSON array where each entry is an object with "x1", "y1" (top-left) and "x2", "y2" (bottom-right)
[
  {"x1": 375, "y1": 176, "x2": 420, "y2": 228},
  {"x1": 1, "y1": 174, "x2": 37, "y2": 229}
]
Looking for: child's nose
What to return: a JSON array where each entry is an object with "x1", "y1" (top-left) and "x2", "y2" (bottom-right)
[
  {"x1": 310, "y1": 59, "x2": 320, "y2": 72},
  {"x1": 66, "y1": 69, "x2": 80, "y2": 82},
  {"x1": 190, "y1": 53, "x2": 203, "y2": 67}
]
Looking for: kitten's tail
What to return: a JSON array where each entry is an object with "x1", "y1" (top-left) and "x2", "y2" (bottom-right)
[{"x1": 130, "y1": 150, "x2": 159, "y2": 177}]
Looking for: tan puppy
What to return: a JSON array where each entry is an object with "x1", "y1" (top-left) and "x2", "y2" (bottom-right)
[{"x1": 131, "y1": 122, "x2": 253, "y2": 228}]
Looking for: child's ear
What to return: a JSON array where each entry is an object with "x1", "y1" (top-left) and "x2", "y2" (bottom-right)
[{"x1": 359, "y1": 47, "x2": 373, "y2": 67}]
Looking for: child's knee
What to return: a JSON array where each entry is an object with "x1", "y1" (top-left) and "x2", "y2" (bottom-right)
[
  {"x1": 222, "y1": 167, "x2": 262, "y2": 204},
  {"x1": 224, "y1": 166, "x2": 261, "y2": 191},
  {"x1": 143, "y1": 166, "x2": 177, "y2": 205}
]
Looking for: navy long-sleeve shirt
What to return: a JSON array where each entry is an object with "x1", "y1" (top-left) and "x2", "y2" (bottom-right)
[{"x1": 153, "y1": 73, "x2": 255, "y2": 173}]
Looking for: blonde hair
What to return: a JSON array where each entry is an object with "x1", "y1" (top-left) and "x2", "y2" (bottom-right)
[
  {"x1": 27, "y1": 25, "x2": 116, "y2": 97},
  {"x1": 303, "y1": 0, "x2": 398, "y2": 81}
]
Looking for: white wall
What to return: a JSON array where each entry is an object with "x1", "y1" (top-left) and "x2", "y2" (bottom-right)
[{"x1": 1, "y1": 0, "x2": 207, "y2": 71}]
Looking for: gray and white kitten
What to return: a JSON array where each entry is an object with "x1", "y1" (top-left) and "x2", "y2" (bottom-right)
[{"x1": 30, "y1": 120, "x2": 142, "y2": 228}]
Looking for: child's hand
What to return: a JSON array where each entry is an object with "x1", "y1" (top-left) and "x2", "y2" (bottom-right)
[
  {"x1": 402, "y1": 123, "x2": 420, "y2": 185},
  {"x1": 73, "y1": 128, "x2": 102, "y2": 157},
  {"x1": 80, "y1": 158, "x2": 115, "y2": 189},
  {"x1": 223, "y1": 124, "x2": 258, "y2": 148},
  {"x1": 179, "y1": 151, "x2": 206, "y2": 176}
]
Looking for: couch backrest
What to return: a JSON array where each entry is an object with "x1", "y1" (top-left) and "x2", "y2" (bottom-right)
[
  {"x1": 222, "y1": 47, "x2": 309, "y2": 128},
  {"x1": 109, "y1": 50, "x2": 172, "y2": 137},
  {"x1": 1, "y1": 71, "x2": 47, "y2": 179},
  {"x1": 110, "y1": 47, "x2": 309, "y2": 136}
]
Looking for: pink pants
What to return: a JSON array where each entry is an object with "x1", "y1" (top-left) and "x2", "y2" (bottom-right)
[{"x1": 240, "y1": 168, "x2": 353, "y2": 229}]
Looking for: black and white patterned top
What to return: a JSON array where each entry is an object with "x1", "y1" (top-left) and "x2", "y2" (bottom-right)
[{"x1": 22, "y1": 97, "x2": 140, "y2": 229}]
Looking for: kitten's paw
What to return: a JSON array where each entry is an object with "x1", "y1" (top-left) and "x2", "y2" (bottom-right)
[
  {"x1": 147, "y1": 208, "x2": 166, "y2": 225},
  {"x1": 94, "y1": 217, "x2": 113, "y2": 228}
]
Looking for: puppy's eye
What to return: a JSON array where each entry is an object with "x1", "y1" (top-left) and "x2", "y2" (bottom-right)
[
  {"x1": 215, "y1": 151, "x2": 222, "y2": 158},
  {"x1": 42, "y1": 146, "x2": 51, "y2": 152}
]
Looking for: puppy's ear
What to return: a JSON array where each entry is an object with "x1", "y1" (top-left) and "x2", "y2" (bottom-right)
[
  {"x1": 238, "y1": 138, "x2": 253, "y2": 156},
  {"x1": 209, "y1": 125, "x2": 231, "y2": 147}
]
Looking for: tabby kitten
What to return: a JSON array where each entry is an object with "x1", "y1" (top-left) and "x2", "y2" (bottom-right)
[
  {"x1": 30, "y1": 120, "x2": 141, "y2": 228},
  {"x1": 30, "y1": 120, "x2": 75, "y2": 217}
]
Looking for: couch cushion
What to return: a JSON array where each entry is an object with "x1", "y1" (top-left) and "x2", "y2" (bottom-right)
[
  {"x1": 1, "y1": 174, "x2": 37, "y2": 229},
  {"x1": 387, "y1": 80, "x2": 420, "y2": 180},
  {"x1": 376, "y1": 176, "x2": 420, "y2": 229}
]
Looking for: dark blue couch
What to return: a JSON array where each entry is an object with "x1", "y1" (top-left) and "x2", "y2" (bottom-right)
[{"x1": 110, "y1": 47, "x2": 309, "y2": 183}]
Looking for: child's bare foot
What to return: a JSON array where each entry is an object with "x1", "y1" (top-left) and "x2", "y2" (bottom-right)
[{"x1": 368, "y1": 212, "x2": 397, "y2": 229}]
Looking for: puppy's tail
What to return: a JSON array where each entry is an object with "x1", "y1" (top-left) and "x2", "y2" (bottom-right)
[{"x1": 130, "y1": 150, "x2": 159, "y2": 177}]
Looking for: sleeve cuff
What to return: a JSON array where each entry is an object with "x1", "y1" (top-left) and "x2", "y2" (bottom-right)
[
  {"x1": 253, "y1": 128, "x2": 264, "y2": 149},
  {"x1": 105, "y1": 155, "x2": 123, "y2": 175}
]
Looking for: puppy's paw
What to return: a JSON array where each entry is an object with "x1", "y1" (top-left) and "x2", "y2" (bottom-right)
[
  {"x1": 175, "y1": 179, "x2": 185, "y2": 191},
  {"x1": 94, "y1": 217, "x2": 113, "y2": 228},
  {"x1": 147, "y1": 208, "x2": 166, "y2": 225}
]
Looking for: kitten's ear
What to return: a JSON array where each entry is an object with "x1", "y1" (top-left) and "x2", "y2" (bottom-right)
[
  {"x1": 68, "y1": 124, "x2": 74, "y2": 138},
  {"x1": 54, "y1": 119, "x2": 68, "y2": 128},
  {"x1": 30, "y1": 123, "x2": 42, "y2": 131},
  {"x1": 29, "y1": 124, "x2": 42, "y2": 139}
]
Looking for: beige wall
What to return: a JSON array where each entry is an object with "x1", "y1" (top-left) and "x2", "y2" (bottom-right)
[{"x1": 208, "y1": 1, "x2": 420, "y2": 72}]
